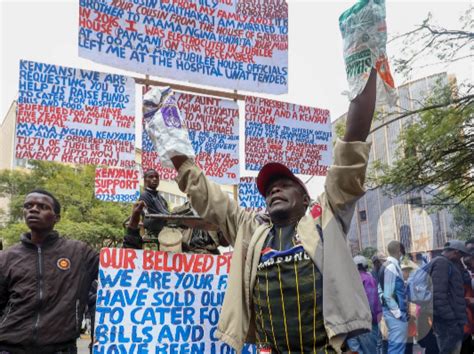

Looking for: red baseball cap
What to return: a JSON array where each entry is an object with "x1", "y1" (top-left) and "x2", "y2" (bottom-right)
[{"x1": 256, "y1": 162, "x2": 309, "y2": 197}]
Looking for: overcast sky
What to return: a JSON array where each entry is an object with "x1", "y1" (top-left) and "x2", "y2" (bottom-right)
[{"x1": 0, "y1": 0, "x2": 471, "y2": 196}]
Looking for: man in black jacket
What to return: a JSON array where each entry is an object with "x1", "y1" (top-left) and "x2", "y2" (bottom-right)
[
  {"x1": 431, "y1": 240, "x2": 470, "y2": 354},
  {"x1": 0, "y1": 189, "x2": 98, "y2": 353},
  {"x1": 139, "y1": 169, "x2": 169, "y2": 237}
]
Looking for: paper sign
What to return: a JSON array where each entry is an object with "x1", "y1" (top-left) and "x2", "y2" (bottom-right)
[
  {"x1": 94, "y1": 248, "x2": 256, "y2": 354},
  {"x1": 16, "y1": 60, "x2": 135, "y2": 168},
  {"x1": 245, "y1": 96, "x2": 332, "y2": 175},
  {"x1": 78, "y1": 0, "x2": 288, "y2": 94},
  {"x1": 238, "y1": 177, "x2": 266, "y2": 212},
  {"x1": 142, "y1": 92, "x2": 239, "y2": 184},
  {"x1": 95, "y1": 167, "x2": 140, "y2": 203}
]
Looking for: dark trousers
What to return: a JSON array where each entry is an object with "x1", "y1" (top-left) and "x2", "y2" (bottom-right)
[
  {"x1": 0, "y1": 341, "x2": 77, "y2": 354},
  {"x1": 460, "y1": 334, "x2": 473, "y2": 354},
  {"x1": 419, "y1": 330, "x2": 440, "y2": 354},
  {"x1": 433, "y1": 320, "x2": 464, "y2": 354}
]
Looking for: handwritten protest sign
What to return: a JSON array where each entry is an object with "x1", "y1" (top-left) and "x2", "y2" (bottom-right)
[
  {"x1": 94, "y1": 248, "x2": 256, "y2": 354},
  {"x1": 239, "y1": 177, "x2": 266, "y2": 212},
  {"x1": 95, "y1": 167, "x2": 140, "y2": 203},
  {"x1": 78, "y1": 0, "x2": 288, "y2": 94},
  {"x1": 16, "y1": 60, "x2": 135, "y2": 168},
  {"x1": 245, "y1": 96, "x2": 332, "y2": 175},
  {"x1": 142, "y1": 92, "x2": 239, "y2": 184}
]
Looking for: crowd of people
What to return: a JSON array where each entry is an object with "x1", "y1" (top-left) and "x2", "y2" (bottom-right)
[{"x1": 347, "y1": 240, "x2": 474, "y2": 354}]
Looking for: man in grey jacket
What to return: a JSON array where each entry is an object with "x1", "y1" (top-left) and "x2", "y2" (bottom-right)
[{"x1": 154, "y1": 69, "x2": 378, "y2": 352}]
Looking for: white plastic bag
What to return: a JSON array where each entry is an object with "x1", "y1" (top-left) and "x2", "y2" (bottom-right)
[
  {"x1": 339, "y1": 0, "x2": 397, "y2": 106},
  {"x1": 143, "y1": 87, "x2": 195, "y2": 168}
]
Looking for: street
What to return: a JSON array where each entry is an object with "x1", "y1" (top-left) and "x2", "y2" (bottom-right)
[{"x1": 78, "y1": 335, "x2": 90, "y2": 354}]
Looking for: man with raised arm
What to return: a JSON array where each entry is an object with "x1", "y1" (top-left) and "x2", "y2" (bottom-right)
[{"x1": 155, "y1": 69, "x2": 376, "y2": 352}]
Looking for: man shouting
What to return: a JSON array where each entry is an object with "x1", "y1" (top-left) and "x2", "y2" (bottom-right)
[{"x1": 140, "y1": 68, "x2": 377, "y2": 352}]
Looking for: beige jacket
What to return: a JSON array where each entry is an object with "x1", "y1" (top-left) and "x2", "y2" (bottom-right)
[{"x1": 176, "y1": 140, "x2": 372, "y2": 353}]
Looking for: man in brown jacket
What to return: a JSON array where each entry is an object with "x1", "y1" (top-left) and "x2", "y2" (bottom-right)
[{"x1": 146, "y1": 68, "x2": 377, "y2": 353}]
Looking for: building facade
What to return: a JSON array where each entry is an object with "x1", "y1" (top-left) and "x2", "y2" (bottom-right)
[{"x1": 333, "y1": 73, "x2": 456, "y2": 255}]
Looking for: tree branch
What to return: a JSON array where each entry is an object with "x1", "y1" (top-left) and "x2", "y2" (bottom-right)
[{"x1": 370, "y1": 94, "x2": 474, "y2": 134}]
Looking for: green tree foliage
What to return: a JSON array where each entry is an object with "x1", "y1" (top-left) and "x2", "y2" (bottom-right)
[
  {"x1": 451, "y1": 204, "x2": 474, "y2": 241},
  {"x1": 372, "y1": 84, "x2": 473, "y2": 207},
  {"x1": 361, "y1": 246, "x2": 378, "y2": 260},
  {"x1": 0, "y1": 161, "x2": 132, "y2": 249},
  {"x1": 371, "y1": 83, "x2": 473, "y2": 238},
  {"x1": 334, "y1": 119, "x2": 346, "y2": 141},
  {"x1": 371, "y1": 9, "x2": 473, "y2": 238}
]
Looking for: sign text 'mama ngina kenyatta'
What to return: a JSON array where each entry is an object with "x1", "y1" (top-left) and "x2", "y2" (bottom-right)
[{"x1": 16, "y1": 60, "x2": 135, "y2": 168}]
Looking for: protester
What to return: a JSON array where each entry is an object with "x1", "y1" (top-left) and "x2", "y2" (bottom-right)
[
  {"x1": 139, "y1": 168, "x2": 170, "y2": 237},
  {"x1": 466, "y1": 239, "x2": 474, "y2": 254},
  {"x1": 142, "y1": 68, "x2": 378, "y2": 352},
  {"x1": 86, "y1": 280, "x2": 98, "y2": 354},
  {"x1": 380, "y1": 240, "x2": 408, "y2": 354},
  {"x1": 0, "y1": 189, "x2": 98, "y2": 353},
  {"x1": 372, "y1": 252, "x2": 387, "y2": 285},
  {"x1": 461, "y1": 246, "x2": 474, "y2": 354},
  {"x1": 124, "y1": 198, "x2": 229, "y2": 254},
  {"x1": 415, "y1": 253, "x2": 428, "y2": 267},
  {"x1": 401, "y1": 260, "x2": 420, "y2": 354},
  {"x1": 371, "y1": 251, "x2": 388, "y2": 352},
  {"x1": 431, "y1": 240, "x2": 469, "y2": 354},
  {"x1": 347, "y1": 255, "x2": 382, "y2": 353},
  {"x1": 123, "y1": 200, "x2": 147, "y2": 249}
]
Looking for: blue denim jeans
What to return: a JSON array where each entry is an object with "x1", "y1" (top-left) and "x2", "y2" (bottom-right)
[
  {"x1": 383, "y1": 308, "x2": 408, "y2": 354},
  {"x1": 347, "y1": 323, "x2": 380, "y2": 354}
]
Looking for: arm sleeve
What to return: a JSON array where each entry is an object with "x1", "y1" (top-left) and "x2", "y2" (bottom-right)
[
  {"x1": 431, "y1": 259, "x2": 455, "y2": 320},
  {"x1": 0, "y1": 273, "x2": 7, "y2": 315},
  {"x1": 123, "y1": 227, "x2": 144, "y2": 249},
  {"x1": 324, "y1": 139, "x2": 371, "y2": 233},
  {"x1": 383, "y1": 263, "x2": 400, "y2": 311},
  {"x1": 176, "y1": 159, "x2": 258, "y2": 246},
  {"x1": 160, "y1": 194, "x2": 169, "y2": 212},
  {"x1": 366, "y1": 275, "x2": 382, "y2": 317},
  {"x1": 84, "y1": 245, "x2": 99, "y2": 281}
]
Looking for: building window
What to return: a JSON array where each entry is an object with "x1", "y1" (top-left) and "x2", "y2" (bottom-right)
[
  {"x1": 359, "y1": 210, "x2": 367, "y2": 222},
  {"x1": 408, "y1": 197, "x2": 422, "y2": 207},
  {"x1": 161, "y1": 192, "x2": 187, "y2": 208},
  {"x1": 13, "y1": 158, "x2": 33, "y2": 169}
]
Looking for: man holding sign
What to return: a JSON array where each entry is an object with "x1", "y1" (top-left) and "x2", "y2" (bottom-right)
[
  {"x1": 136, "y1": 1, "x2": 394, "y2": 351},
  {"x1": 159, "y1": 67, "x2": 376, "y2": 352}
]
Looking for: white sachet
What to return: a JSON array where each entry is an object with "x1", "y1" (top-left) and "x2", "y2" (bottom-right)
[
  {"x1": 143, "y1": 87, "x2": 195, "y2": 168},
  {"x1": 339, "y1": 0, "x2": 397, "y2": 106}
]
